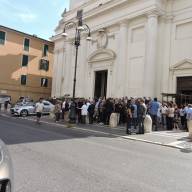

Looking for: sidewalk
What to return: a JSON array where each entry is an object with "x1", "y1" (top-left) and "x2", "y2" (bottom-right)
[{"x1": 1, "y1": 112, "x2": 192, "y2": 151}]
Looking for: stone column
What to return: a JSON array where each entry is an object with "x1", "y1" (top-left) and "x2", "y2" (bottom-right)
[
  {"x1": 143, "y1": 12, "x2": 159, "y2": 97},
  {"x1": 118, "y1": 21, "x2": 128, "y2": 96}
]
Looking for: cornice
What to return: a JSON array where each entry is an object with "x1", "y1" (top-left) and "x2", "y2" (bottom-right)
[
  {"x1": 89, "y1": 6, "x2": 163, "y2": 33},
  {"x1": 54, "y1": 1, "x2": 166, "y2": 38},
  {"x1": 65, "y1": 0, "x2": 99, "y2": 17},
  {"x1": 83, "y1": 0, "x2": 128, "y2": 20}
]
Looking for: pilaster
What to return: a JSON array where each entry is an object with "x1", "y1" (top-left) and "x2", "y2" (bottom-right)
[
  {"x1": 117, "y1": 20, "x2": 128, "y2": 96},
  {"x1": 143, "y1": 12, "x2": 159, "y2": 97}
]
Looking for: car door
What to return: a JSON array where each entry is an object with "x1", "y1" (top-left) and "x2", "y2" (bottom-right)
[{"x1": 26, "y1": 103, "x2": 35, "y2": 114}]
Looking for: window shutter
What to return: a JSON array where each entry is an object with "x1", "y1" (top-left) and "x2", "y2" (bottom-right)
[{"x1": 0, "y1": 31, "x2": 6, "y2": 45}]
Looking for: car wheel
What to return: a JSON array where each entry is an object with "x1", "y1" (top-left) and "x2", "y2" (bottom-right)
[{"x1": 20, "y1": 109, "x2": 28, "y2": 117}]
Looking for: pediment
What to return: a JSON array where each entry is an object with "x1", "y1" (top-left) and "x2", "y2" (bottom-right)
[
  {"x1": 88, "y1": 49, "x2": 116, "y2": 63},
  {"x1": 170, "y1": 59, "x2": 192, "y2": 71}
]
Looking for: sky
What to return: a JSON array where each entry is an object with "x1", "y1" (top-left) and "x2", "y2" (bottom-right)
[{"x1": 0, "y1": 0, "x2": 70, "y2": 40}]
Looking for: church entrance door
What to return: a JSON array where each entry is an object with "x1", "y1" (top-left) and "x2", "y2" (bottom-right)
[
  {"x1": 177, "y1": 76, "x2": 192, "y2": 104},
  {"x1": 94, "y1": 70, "x2": 108, "y2": 99}
]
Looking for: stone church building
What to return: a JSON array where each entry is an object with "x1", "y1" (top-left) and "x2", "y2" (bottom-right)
[{"x1": 52, "y1": 0, "x2": 192, "y2": 100}]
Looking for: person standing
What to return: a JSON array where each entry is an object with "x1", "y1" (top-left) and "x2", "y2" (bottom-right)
[
  {"x1": 149, "y1": 98, "x2": 160, "y2": 131},
  {"x1": 131, "y1": 99, "x2": 138, "y2": 131},
  {"x1": 137, "y1": 98, "x2": 147, "y2": 134},
  {"x1": 61, "y1": 99, "x2": 66, "y2": 120},
  {"x1": 81, "y1": 102, "x2": 88, "y2": 124},
  {"x1": 35, "y1": 98, "x2": 44, "y2": 124},
  {"x1": 105, "y1": 99, "x2": 114, "y2": 125},
  {"x1": 54, "y1": 101, "x2": 61, "y2": 122},
  {"x1": 77, "y1": 99, "x2": 83, "y2": 123},
  {"x1": 126, "y1": 100, "x2": 133, "y2": 134},
  {"x1": 166, "y1": 103, "x2": 175, "y2": 130},
  {"x1": 161, "y1": 103, "x2": 168, "y2": 129},
  {"x1": 173, "y1": 106, "x2": 180, "y2": 130},
  {"x1": 179, "y1": 105, "x2": 186, "y2": 130},
  {"x1": 186, "y1": 104, "x2": 192, "y2": 138},
  {"x1": 114, "y1": 99, "x2": 121, "y2": 125},
  {"x1": 64, "y1": 99, "x2": 70, "y2": 122},
  {"x1": 88, "y1": 101, "x2": 95, "y2": 124}
]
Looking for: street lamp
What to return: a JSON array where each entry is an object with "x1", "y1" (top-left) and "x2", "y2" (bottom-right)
[{"x1": 62, "y1": 11, "x2": 92, "y2": 99}]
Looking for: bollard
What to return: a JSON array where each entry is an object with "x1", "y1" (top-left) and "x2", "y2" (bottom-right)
[
  {"x1": 187, "y1": 120, "x2": 192, "y2": 139},
  {"x1": 109, "y1": 113, "x2": 118, "y2": 128},
  {"x1": 144, "y1": 114, "x2": 152, "y2": 133}
]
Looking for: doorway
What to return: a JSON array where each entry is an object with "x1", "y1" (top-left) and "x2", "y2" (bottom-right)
[
  {"x1": 94, "y1": 70, "x2": 108, "y2": 99},
  {"x1": 177, "y1": 76, "x2": 192, "y2": 104}
]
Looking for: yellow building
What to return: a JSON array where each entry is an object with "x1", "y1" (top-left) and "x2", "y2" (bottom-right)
[{"x1": 0, "y1": 25, "x2": 54, "y2": 103}]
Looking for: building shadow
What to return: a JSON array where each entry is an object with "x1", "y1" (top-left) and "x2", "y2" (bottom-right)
[{"x1": 0, "y1": 116, "x2": 117, "y2": 146}]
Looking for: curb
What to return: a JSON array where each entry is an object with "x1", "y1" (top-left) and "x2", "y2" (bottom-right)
[{"x1": 120, "y1": 136, "x2": 185, "y2": 150}]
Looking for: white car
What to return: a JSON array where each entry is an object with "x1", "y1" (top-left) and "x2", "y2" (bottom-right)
[
  {"x1": 10, "y1": 101, "x2": 54, "y2": 117},
  {"x1": 0, "y1": 139, "x2": 13, "y2": 192}
]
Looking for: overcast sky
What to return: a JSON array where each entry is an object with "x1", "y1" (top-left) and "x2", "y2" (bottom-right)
[{"x1": 0, "y1": 0, "x2": 69, "y2": 40}]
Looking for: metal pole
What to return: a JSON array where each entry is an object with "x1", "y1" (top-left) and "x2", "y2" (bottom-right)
[{"x1": 72, "y1": 45, "x2": 78, "y2": 99}]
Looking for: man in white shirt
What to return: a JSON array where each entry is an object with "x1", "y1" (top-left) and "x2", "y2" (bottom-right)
[
  {"x1": 161, "y1": 103, "x2": 168, "y2": 128},
  {"x1": 81, "y1": 102, "x2": 88, "y2": 124},
  {"x1": 62, "y1": 100, "x2": 66, "y2": 120},
  {"x1": 35, "y1": 98, "x2": 44, "y2": 124}
]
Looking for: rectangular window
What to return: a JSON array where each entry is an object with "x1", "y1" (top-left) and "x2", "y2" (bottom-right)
[
  {"x1": 0, "y1": 31, "x2": 6, "y2": 45},
  {"x1": 21, "y1": 75, "x2": 27, "y2": 85},
  {"x1": 43, "y1": 44, "x2": 49, "y2": 56},
  {"x1": 22, "y1": 55, "x2": 28, "y2": 67},
  {"x1": 39, "y1": 59, "x2": 49, "y2": 71},
  {"x1": 24, "y1": 38, "x2": 30, "y2": 51},
  {"x1": 41, "y1": 78, "x2": 48, "y2": 87}
]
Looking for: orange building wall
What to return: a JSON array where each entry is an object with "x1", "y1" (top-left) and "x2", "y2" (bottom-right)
[{"x1": 0, "y1": 26, "x2": 54, "y2": 103}]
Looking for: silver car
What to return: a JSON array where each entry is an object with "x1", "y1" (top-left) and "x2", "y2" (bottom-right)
[
  {"x1": 0, "y1": 139, "x2": 13, "y2": 192},
  {"x1": 10, "y1": 101, "x2": 54, "y2": 117}
]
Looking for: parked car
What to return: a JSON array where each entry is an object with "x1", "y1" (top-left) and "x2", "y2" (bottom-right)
[
  {"x1": 0, "y1": 139, "x2": 14, "y2": 192},
  {"x1": 10, "y1": 100, "x2": 54, "y2": 117}
]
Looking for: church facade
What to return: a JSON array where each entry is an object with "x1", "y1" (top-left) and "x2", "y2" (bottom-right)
[{"x1": 51, "y1": 0, "x2": 192, "y2": 100}]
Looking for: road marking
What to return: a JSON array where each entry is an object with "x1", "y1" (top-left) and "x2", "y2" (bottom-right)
[{"x1": 149, "y1": 132, "x2": 188, "y2": 139}]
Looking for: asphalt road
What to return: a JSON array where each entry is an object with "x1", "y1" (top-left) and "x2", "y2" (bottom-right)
[{"x1": 0, "y1": 116, "x2": 192, "y2": 192}]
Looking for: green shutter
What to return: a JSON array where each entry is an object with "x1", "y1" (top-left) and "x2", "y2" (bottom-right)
[
  {"x1": 0, "y1": 31, "x2": 6, "y2": 45},
  {"x1": 24, "y1": 38, "x2": 30, "y2": 51},
  {"x1": 21, "y1": 75, "x2": 27, "y2": 85},
  {"x1": 43, "y1": 44, "x2": 49, "y2": 56},
  {"x1": 22, "y1": 55, "x2": 28, "y2": 66}
]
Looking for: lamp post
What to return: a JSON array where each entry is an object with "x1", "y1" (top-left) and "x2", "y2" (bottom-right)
[{"x1": 62, "y1": 11, "x2": 92, "y2": 99}]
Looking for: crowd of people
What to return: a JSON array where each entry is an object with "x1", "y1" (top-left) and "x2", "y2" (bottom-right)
[{"x1": 45, "y1": 96, "x2": 192, "y2": 135}]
